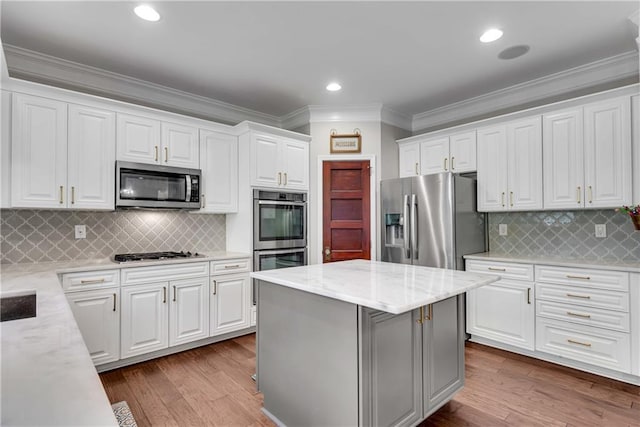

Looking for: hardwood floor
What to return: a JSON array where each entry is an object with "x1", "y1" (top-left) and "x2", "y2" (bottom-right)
[{"x1": 100, "y1": 336, "x2": 640, "y2": 426}]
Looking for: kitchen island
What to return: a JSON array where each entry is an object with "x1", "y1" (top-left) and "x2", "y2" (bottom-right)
[{"x1": 250, "y1": 259, "x2": 498, "y2": 427}]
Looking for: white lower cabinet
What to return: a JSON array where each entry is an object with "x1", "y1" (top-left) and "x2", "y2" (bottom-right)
[
  {"x1": 210, "y1": 259, "x2": 251, "y2": 336},
  {"x1": 465, "y1": 260, "x2": 535, "y2": 350},
  {"x1": 121, "y1": 282, "x2": 169, "y2": 359},
  {"x1": 169, "y1": 277, "x2": 209, "y2": 346},
  {"x1": 66, "y1": 288, "x2": 120, "y2": 366}
]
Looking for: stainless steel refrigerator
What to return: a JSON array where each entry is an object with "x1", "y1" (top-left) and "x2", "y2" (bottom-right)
[{"x1": 381, "y1": 173, "x2": 486, "y2": 269}]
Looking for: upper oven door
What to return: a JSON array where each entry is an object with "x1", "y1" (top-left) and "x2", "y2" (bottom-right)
[{"x1": 253, "y1": 199, "x2": 307, "y2": 250}]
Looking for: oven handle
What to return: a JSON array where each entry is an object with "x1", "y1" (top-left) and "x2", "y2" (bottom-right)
[
  {"x1": 257, "y1": 200, "x2": 307, "y2": 206},
  {"x1": 254, "y1": 248, "x2": 307, "y2": 256}
]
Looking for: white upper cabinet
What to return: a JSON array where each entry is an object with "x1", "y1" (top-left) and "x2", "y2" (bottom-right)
[
  {"x1": 543, "y1": 97, "x2": 632, "y2": 209},
  {"x1": 420, "y1": 137, "x2": 449, "y2": 175},
  {"x1": 117, "y1": 113, "x2": 199, "y2": 168},
  {"x1": 68, "y1": 104, "x2": 115, "y2": 210},
  {"x1": 199, "y1": 129, "x2": 238, "y2": 213},
  {"x1": 11, "y1": 93, "x2": 67, "y2": 208},
  {"x1": 399, "y1": 140, "x2": 420, "y2": 177},
  {"x1": 250, "y1": 132, "x2": 309, "y2": 190},
  {"x1": 632, "y1": 95, "x2": 640, "y2": 204},
  {"x1": 161, "y1": 122, "x2": 199, "y2": 169},
  {"x1": 477, "y1": 117, "x2": 542, "y2": 211},
  {"x1": 449, "y1": 130, "x2": 477, "y2": 174}
]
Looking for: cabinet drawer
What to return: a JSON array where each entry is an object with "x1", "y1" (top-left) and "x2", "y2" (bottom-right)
[
  {"x1": 465, "y1": 260, "x2": 534, "y2": 281},
  {"x1": 535, "y1": 265, "x2": 629, "y2": 292},
  {"x1": 536, "y1": 283, "x2": 629, "y2": 312},
  {"x1": 62, "y1": 269, "x2": 120, "y2": 292},
  {"x1": 210, "y1": 258, "x2": 250, "y2": 275},
  {"x1": 536, "y1": 300, "x2": 630, "y2": 332},
  {"x1": 121, "y1": 262, "x2": 209, "y2": 286},
  {"x1": 536, "y1": 317, "x2": 630, "y2": 373}
]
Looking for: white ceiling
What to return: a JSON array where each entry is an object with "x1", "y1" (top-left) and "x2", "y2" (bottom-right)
[{"x1": 1, "y1": 1, "x2": 638, "y2": 119}]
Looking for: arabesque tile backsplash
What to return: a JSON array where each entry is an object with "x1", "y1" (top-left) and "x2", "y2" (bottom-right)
[
  {"x1": 1, "y1": 209, "x2": 226, "y2": 264},
  {"x1": 488, "y1": 210, "x2": 640, "y2": 262}
]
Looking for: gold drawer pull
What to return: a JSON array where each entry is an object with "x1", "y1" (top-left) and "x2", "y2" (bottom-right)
[
  {"x1": 576, "y1": 186, "x2": 581, "y2": 204},
  {"x1": 212, "y1": 280, "x2": 217, "y2": 295},
  {"x1": 417, "y1": 306, "x2": 424, "y2": 324},
  {"x1": 415, "y1": 162, "x2": 419, "y2": 175},
  {"x1": 224, "y1": 264, "x2": 242, "y2": 269},
  {"x1": 567, "y1": 311, "x2": 591, "y2": 319},
  {"x1": 501, "y1": 192, "x2": 505, "y2": 207},
  {"x1": 80, "y1": 278, "x2": 106, "y2": 284},
  {"x1": 566, "y1": 293, "x2": 591, "y2": 299},
  {"x1": 164, "y1": 147, "x2": 169, "y2": 163},
  {"x1": 451, "y1": 157, "x2": 455, "y2": 170},
  {"x1": 155, "y1": 146, "x2": 159, "y2": 162},
  {"x1": 59, "y1": 186, "x2": 64, "y2": 204},
  {"x1": 567, "y1": 339, "x2": 592, "y2": 348},
  {"x1": 444, "y1": 158, "x2": 448, "y2": 171},
  {"x1": 566, "y1": 275, "x2": 590, "y2": 280},
  {"x1": 488, "y1": 267, "x2": 506, "y2": 272}
]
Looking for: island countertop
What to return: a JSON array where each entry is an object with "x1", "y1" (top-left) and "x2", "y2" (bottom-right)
[{"x1": 250, "y1": 259, "x2": 498, "y2": 314}]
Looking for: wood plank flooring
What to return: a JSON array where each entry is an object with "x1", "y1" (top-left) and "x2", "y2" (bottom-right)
[{"x1": 100, "y1": 336, "x2": 640, "y2": 426}]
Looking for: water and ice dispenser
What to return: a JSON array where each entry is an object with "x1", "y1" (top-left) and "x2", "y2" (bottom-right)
[{"x1": 384, "y1": 213, "x2": 404, "y2": 247}]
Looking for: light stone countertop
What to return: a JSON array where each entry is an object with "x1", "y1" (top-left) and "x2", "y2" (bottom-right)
[
  {"x1": 250, "y1": 259, "x2": 498, "y2": 315},
  {"x1": 464, "y1": 252, "x2": 640, "y2": 273},
  {"x1": 0, "y1": 251, "x2": 250, "y2": 426}
]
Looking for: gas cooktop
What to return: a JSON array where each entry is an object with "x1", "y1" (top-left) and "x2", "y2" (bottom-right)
[{"x1": 113, "y1": 251, "x2": 203, "y2": 263}]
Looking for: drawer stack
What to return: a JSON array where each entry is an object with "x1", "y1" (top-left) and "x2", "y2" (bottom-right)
[{"x1": 535, "y1": 265, "x2": 631, "y2": 373}]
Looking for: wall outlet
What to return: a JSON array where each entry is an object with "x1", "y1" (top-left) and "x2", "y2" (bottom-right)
[
  {"x1": 74, "y1": 225, "x2": 87, "y2": 239},
  {"x1": 499, "y1": 224, "x2": 508, "y2": 236},
  {"x1": 594, "y1": 224, "x2": 606, "y2": 238}
]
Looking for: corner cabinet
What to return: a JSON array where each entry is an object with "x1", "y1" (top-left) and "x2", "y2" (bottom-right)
[
  {"x1": 199, "y1": 129, "x2": 238, "y2": 213},
  {"x1": 11, "y1": 93, "x2": 115, "y2": 210},
  {"x1": 250, "y1": 132, "x2": 309, "y2": 190}
]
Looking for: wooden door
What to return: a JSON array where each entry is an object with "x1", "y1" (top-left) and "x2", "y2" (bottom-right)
[{"x1": 322, "y1": 160, "x2": 370, "y2": 262}]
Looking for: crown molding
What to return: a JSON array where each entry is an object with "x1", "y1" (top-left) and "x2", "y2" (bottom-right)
[
  {"x1": 3, "y1": 44, "x2": 280, "y2": 127},
  {"x1": 280, "y1": 106, "x2": 311, "y2": 130},
  {"x1": 629, "y1": 10, "x2": 639, "y2": 27},
  {"x1": 381, "y1": 106, "x2": 412, "y2": 131},
  {"x1": 412, "y1": 50, "x2": 640, "y2": 132}
]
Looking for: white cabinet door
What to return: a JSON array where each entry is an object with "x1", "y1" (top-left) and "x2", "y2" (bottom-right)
[
  {"x1": 543, "y1": 108, "x2": 584, "y2": 209},
  {"x1": 583, "y1": 97, "x2": 632, "y2": 208},
  {"x1": 1, "y1": 91, "x2": 11, "y2": 208},
  {"x1": 419, "y1": 137, "x2": 449, "y2": 175},
  {"x1": 169, "y1": 277, "x2": 209, "y2": 346},
  {"x1": 449, "y1": 130, "x2": 476, "y2": 173},
  {"x1": 161, "y1": 122, "x2": 199, "y2": 168},
  {"x1": 121, "y1": 282, "x2": 168, "y2": 358},
  {"x1": 199, "y1": 129, "x2": 238, "y2": 213},
  {"x1": 67, "y1": 104, "x2": 115, "y2": 210},
  {"x1": 398, "y1": 141, "x2": 420, "y2": 178},
  {"x1": 66, "y1": 288, "x2": 120, "y2": 366},
  {"x1": 466, "y1": 279, "x2": 535, "y2": 350},
  {"x1": 116, "y1": 113, "x2": 161, "y2": 164},
  {"x1": 507, "y1": 117, "x2": 543, "y2": 210},
  {"x1": 477, "y1": 125, "x2": 507, "y2": 211},
  {"x1": 251, "y1": 133, "x2": 280, "y2": 187},
  {"x1": 210, "y1": 274, "x2": 250, "y2": 336},
  {"x1": 11, "y1": 93, "x2": 67, "y2": 208},
  {"x1": 632, "y1": 96, "x2": 640, "y2": 204},
  {"x1": 281, "y1": 138, "x2": 309, "y2": 190}
]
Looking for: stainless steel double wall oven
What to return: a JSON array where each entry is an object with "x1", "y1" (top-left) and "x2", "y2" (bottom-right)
[{"x1": 253, "y1": 190, "x2": 308, "y2": 304}]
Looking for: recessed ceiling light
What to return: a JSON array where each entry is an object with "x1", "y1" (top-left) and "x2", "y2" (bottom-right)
[
  {"x1": 134, "y1": 5, "x2": 160, "y2": 22},
  {"x1": 326, "y1": 82, "x2": 342, "y2": 92},
  {"x1": 480, "y1": 28, "x2": 503, "y2": 43}
]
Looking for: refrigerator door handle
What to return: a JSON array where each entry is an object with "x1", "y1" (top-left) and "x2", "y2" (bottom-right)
[
  {"x1": 411, "y1": 194, "x2": 418, "y2": 259},
  {"x1": 403, "y1": 194, "x2": 410, "y2": 259}
]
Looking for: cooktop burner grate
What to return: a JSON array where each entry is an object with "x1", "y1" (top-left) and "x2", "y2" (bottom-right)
[{"x1": 113, "y1": 251, "x2": 201, "y2": 263}]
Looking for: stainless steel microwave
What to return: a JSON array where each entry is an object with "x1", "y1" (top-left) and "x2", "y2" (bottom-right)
[{"x1": 116, "y1": 161, "x2": 201, "y2": 209}]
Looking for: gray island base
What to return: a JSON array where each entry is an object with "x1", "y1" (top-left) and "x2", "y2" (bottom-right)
[{"x1": 251, "y1": 260, "x2": 498, "y2": 427}]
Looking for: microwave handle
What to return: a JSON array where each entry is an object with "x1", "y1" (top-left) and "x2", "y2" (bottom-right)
[{"x1": 185, "y1": 175, "x2": 192, "y2": 202}]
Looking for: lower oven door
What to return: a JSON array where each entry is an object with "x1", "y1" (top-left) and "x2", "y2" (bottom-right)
[{"x1": 253, "y1": 248, "x2": 308, "y2": 305}]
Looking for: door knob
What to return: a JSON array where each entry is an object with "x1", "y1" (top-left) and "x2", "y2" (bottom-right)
[{"x1": 324, "y1": 247, "x2": 331, "y2": 261}]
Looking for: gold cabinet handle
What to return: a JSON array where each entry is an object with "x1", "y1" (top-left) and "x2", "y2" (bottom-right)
[
  {"x1": 164, "y1": 147, "x2": 168, "y2": 163},
  {"x1": 510, "y1": 191, "x2": 514, "y2": 207},
  {"x1": 588, "y1": 185, "x2": 592, "y2": 203},
  {"x1": 566, "y1": 293, "x2": 591, "y2": 299},
  {"x1": 451, "y1": 157, "x2": 455, "y2": 170},
  {"x1": 567, "y1": 275, "x2": 590, "y2": 280},
  {"x1": 415, "y1": 162, "x2": 419, "y2": 175},
  {"x1": 224, "y1": 264, "x2": 242, "y2": 269},
  {"x1": 444, "y1": 158, "x2": 448, "y2": 171},
  {"x1": 284, "y1": 172, "x2": 287, "y2": 185},
  {"x1": 71, "y1": 186, "x2": 75, "y2": 204},
  {"x1": 163, "y1": 286, "x2": 167, "y2": 303},
  {"x1": 567, "y1": 311, "x2": 591, "y2": 319},
  {"x1": 501, "y1": 192, "x2": 505, "y2": 207},
  {"x1": 212, "y1": 280, "x2": 217, "y2": 295},
  {"x1": 277, "y1": 172, "x2": 282, "y2": 185},
  {"x1": 173, "y1": 285, "x2": 177, "y2": 302},
  {"x1": 201, "y1": 194, "x2": 205, "y2": 209},
  {"x1": 113, "y1": 293, "x2": 117, "y2": 312},
  {"x1": 577, "y1": 186, "x2": 581, "y2": 204},
  {"x1": 488, "y1": 267, "x2": 506, "y2": 272},
  {"x1": 527, "y1": 288, "x2": 531, "y2": 304},
  {"x1": 155, "y1": 146, "x2": 159, "y2": 162},
  {"x1": 59, "y1": 186, "x2": 64, "y2": 204},
  {"x1": 425, "y1": 304, "x2": 432, "y2": 321},
  {"x1": 417, "y1": 306, "x2": 424, "y2": 324},
  {"x1": 567, "y1": 339, "x2": 592, "y2": 348},
  {"x1": 80, "y1": 278, "x2": 105, "y2": 284}
]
